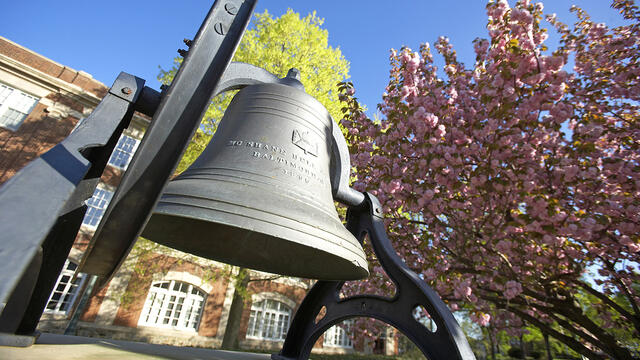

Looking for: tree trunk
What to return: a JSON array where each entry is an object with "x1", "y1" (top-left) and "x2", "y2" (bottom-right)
[
  {"x1": 544, "y1": 333, "x2": 552, "y2": 360},
  {"x1": 487, "y1": 327, "x2": 496, "y2": 360},
  {"x1": 221, "y1": 268, "x2": 250, "y2": 350}
]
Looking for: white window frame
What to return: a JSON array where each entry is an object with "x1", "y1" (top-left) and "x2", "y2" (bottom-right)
[
  {"x1": 0, "y1": 82, "x2": 39, "y2": 131},
  {"x1": 323, "y1": 319, "x2": 354, "y2": 348},
  {"x1": 82, "y1": 186, "x2": 114, "y2": 229},
  {"x1": 138, "y1": 280, "x2": 206, "y2": 332},
  {"x1": 246, "y1": 299, "x2": 292, "y2": 341},
  {"x1": 44, "y1": 260, "x2": 86, "y2": 315},
  {"x1": 107, "y1": 134, "x2": 140, "y2": 170}
]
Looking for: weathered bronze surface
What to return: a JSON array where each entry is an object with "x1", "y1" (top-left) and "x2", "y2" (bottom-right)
[{"x1": 143, "y1": 82, "x2": 369, "y2": 280}]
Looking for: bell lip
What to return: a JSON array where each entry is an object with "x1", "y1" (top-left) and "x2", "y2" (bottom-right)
[
  {"x1": 153, "y1": 176, "x2": 367, "y2": 264},
  {"x1": 142, "y1": 210, "x2": 370, "y2": 281}
]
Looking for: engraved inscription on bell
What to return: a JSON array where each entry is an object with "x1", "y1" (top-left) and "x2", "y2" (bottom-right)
[
  {"x1": 292, "y1": 129, "x2": 318, "y2": 157},
  {"x1": 225, "y1": 138, "x2": 324, "y2": 186}
]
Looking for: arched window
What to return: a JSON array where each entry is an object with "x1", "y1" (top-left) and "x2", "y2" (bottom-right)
[
  {"x1": 246, "y1": 299, "x2": 292, "y2": 341},
  {"x1": 323, "y1": 320, "x2": 354, "y2": 348},
  {"x1": 138, "y1": 280, "x2": 206, "y2": 331}
]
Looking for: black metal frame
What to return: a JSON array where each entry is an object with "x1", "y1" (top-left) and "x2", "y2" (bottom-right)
[
  {"x1": 0, "y1": 0, "x2": 256, "y2": 340},
  {"x1": 273, "y1": 193, "x2": 475, "y2": 360},
  {"x1": 0, "y1": 72, "x2": 151, "y2": 339},
  {"x1": 79, "y1": 0, "x2": 257, "y2": 287}
]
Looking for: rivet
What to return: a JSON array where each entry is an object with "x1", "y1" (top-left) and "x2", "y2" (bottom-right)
[
  {"x1": 224, "y1": 3, "x2": 238, "y2": 15},
  {"x1": 121, "y1": 87, "x2": 132, "y2": 95},
  {"x1": 214, "y1": 22, "x2": 225, "y2": 35}
]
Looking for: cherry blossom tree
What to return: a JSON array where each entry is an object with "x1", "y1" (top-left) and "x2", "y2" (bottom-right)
[{"x1": 339, "y1": 1, "x2": 640, "y2": 358}]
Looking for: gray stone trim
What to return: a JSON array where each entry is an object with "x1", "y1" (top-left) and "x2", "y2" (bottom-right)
[{"x1": 93, "y1": 255, "x2": 137, "y2": 326}]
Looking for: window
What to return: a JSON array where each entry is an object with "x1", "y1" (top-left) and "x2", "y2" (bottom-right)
[
  {"x1": 138, "y1": 280, "x2": 206, "y2": 331},
  {"x1": 0, "y1": 82, "x2": 39, "y2": 131},
  {"x1": 107, "y1": 134, "x2": 140, "y2": 170},
  {"x1": 323, "y1": 320, "x2": 354, "y2": 348},
  {"x1": 246, "y1": 299, "x2": 292, "y2": 341},
  {"x1": 45, "y1": 260, "x2": 86, "y2": 314},
  {"x1": 82, "y1": 187, "x2": 113, "y2": 228}
]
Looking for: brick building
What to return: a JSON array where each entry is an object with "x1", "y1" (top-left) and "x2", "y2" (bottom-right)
[{"x1": 0, "y1": 36, "x2": 397, "y2": 356}]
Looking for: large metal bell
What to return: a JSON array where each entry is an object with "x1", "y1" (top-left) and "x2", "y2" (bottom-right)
[{"x1": 142, "y1": 79, "x2": 369, "y2": 280}]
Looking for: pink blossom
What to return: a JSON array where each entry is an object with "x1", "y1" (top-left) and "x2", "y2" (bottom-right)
[
  {"x1": 338, "y1": 1, "x2": 640, "y2": 352},
  {"x1": 504, "y1": 281, "x2": 523, "y2": 300},
  {"x1": 425, "y1": 113, "x2": 439, "y2": 128}
]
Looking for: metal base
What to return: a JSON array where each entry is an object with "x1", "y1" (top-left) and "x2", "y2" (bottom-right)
[
  {"x1": 272, "y1": 192, "x2": 476, "y2": 360},
  {"x1": 0, "y1": 332, "x2": 39, "y2": 347}
]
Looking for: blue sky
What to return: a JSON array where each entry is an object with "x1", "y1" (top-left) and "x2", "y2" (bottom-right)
[{"x1": 1, "y1": 1, "x2": 626, "y2": 117}]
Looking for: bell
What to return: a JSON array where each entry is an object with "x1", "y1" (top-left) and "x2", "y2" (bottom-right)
[{"x1": 142, "y1": 77, "x2": 369, "y2": 280}]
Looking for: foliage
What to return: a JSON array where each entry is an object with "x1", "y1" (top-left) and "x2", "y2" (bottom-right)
[
  {"x1": 158, "y1": 9, "x2": 350, "y2": 172},
  {"x1": 339, "y1": 0, "x2": 640, "y2": 359}
]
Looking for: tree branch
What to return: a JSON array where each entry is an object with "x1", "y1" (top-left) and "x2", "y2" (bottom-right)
[
  {"x1": 247, "y1": 275, "x2": 284, "y2": 283},
  {"x1": 576, "y1": 280, "x2": 640, "y2": 333},
  {"x1": 485, "y1": 296, "x2": 607, "y2": 360},
  {"x1": 604, "y1": 258, "x2": 640, "y2": 319}
]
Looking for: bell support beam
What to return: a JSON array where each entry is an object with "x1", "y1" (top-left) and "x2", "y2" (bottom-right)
[
  {"x1": 0, "y1": 73, "x2": 153, "y2": 340},
  {"x1": 79, "y1": 0, "x2": 257, "y2": 286},
  {"x1": 329, "y1": 114, "x2": 365, "y2": 207},
  {"x1": 272, "y1": 192, "x2": 476, "y2": 360}
]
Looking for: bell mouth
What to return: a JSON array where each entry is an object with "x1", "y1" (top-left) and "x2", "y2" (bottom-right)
[{"x1": 142, "y1": 212, "x2": 369, "y2": 281}]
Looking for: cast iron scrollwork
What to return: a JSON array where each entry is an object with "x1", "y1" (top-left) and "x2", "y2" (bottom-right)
[{"x1": 273, "y1": 192, "x2": 476, "y2": 360}]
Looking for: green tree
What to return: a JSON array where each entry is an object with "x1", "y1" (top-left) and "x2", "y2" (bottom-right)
[
  {"x1": 155, "y1": 8, "x2": 351, "y2": 349},
  {"x1": 159, "y1": 9, "x2": 350, "y2": 173}
]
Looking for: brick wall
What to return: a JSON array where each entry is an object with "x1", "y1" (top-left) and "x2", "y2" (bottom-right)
[
  {"x1": 0, "y1": 37, "x2": 107, "y2": 98},
  {"x1": 0, "y1": 37, "x2": 108, "y2": 185},
  {"x1": 0, "y1": 103, "x2": 78, "y2": 183}
]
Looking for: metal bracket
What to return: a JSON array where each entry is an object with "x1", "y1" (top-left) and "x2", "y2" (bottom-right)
[
  {"x1": 0, "y1": 72, "x2": 147, "y2": 335},
  {"x1": 329, "y1": 116, "x2": 364, "y2": 207},
  {"x1": 272, "y1": 192, "x2": 476, "y2": 360},
  {"x1": 79, "y1": 0, "x2": 258, "y2": 286}
]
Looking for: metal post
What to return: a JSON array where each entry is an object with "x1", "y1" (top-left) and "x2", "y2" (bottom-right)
[
  {"x1": 0, "y1": 73, "x2": 150, "y2": 339},
  {"x1": 79, "y1": 0, "x2": 257, "y2": 288},
  {"x1": 64, "y1": 275, "x2": 98, "y2": 336}
]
